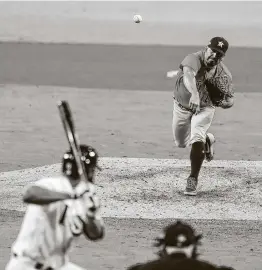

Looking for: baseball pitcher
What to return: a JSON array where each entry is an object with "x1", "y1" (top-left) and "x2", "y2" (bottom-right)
[
  {"x1": 167, "y1": 37, "x2": 235, "y2": 196},
  {"x1": 5, "y1": 144, "x2": 105, "y2": 270}
]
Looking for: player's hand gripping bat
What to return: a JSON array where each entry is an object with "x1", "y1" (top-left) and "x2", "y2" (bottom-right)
[{"x1": 57, "y1": 100, "x2": 89, "y2": 183}]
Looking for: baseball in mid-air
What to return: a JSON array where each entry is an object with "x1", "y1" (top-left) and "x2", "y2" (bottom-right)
[{"x1": 133, "y1": 14, "x2": 142, "y2": 23}]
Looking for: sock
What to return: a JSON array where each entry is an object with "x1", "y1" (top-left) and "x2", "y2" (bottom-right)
[{"x1": 189, "y1": 141, "x2": 206, "y2": 180}]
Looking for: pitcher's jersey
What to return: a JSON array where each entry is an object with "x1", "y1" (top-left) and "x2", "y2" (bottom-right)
[
  {"x1": 173, "y1": 50, "x2": 231, "y2": 109},
  {"x1": 11, "y1": 176, "x2": 90, "y2": 269}
]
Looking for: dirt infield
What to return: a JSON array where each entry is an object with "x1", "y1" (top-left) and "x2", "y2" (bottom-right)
[
  {"x1": 1, "y1": 212, "x2": 262, "y2": 270},
  {"x1": 0, "y1": 43, "x2": 261, "y2": 270},
  {"x1": 1, "y1": 159, "x2": 262, "y2": 219},
  {"x1": 0, "y1": 85, "x2": 261, "y2": 270}
]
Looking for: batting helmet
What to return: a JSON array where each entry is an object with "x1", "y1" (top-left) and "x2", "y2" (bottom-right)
[
  {"x1": 62, "y1": 144, "x2": 100, "y2": 182},
  {"x1": 154, "y1": 221, "x2": 202, "y2": 259}
]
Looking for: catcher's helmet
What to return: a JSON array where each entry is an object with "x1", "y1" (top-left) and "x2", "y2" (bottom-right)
[
  {"x1": 154, "y1": 221, "x2": 202, "y2": 259},
  {"x1": 62, "y1": 144, "x2": 100, "y2": 181}
]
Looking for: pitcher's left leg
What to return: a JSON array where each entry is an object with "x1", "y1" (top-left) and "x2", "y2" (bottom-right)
[
  {"x1": 184, "y1": 106, "x2": 215, "y2": 196},
  {"x1": 191, "y1": 106, "x2": 216, "y2": 162}
]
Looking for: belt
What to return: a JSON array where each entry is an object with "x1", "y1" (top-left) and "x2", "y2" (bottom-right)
[
  {"x1": 173, "y1": 98, "x2": 194, "y2": 113},
  {"x1": 13, "y1": 253, "x2": 54, "y2": 270}
]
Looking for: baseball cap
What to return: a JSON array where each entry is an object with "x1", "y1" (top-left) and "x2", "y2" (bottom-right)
[
  {"x1": 154, "y1": 221, "x2": 202, "y2": 248},
  {"x1": 208, "y1": 36, "x2": 229, "y2": 56}
]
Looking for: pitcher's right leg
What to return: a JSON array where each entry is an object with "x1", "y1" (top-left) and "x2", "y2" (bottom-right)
[
  {"x1": 172, "y1": 100, "x2": 195, "y2": 195},
  {"x1": 172, "y1": 100, "x2": 192, "y2": 148}
]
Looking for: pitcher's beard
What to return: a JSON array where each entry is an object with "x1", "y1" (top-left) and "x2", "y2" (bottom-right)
[{"x1": 206, "y1": 57, "x2": 216, "y2": 66}]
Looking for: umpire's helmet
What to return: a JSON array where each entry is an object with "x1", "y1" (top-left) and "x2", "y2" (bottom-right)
[
  {"x1": 154, "y1": 221, "x2": 202, "y2": 259},
  {"x1": 62, "y1": 144, "x2": 100, "y2": 182}
]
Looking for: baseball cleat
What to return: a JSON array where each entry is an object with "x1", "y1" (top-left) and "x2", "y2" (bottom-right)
[
  {"x1": 184, "y1": 176, "x2": 198, "y2": 196},
  {"x1": 205, "y1": 133, "x2": 215, "y2": 162}
]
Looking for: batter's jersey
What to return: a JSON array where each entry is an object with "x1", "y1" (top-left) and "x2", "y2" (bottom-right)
[
  {"x1": 173, "y1": 50, "x2": 232, "y2": 109},
  {"x1": 11, "y1": 176, "x2": 92, "y2": 269}
]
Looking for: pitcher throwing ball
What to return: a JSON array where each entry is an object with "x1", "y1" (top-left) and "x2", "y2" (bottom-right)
[{"x1": 167, "y1": 37, "x2": 235, "y2": 196}]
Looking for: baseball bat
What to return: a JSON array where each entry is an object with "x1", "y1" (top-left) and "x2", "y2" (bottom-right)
[{"x1": 57, "y1": 100, "x2": 89, "y2": 182}]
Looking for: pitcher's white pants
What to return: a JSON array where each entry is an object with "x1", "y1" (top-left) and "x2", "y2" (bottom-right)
[{"x1": 172, "y1": 100, "x2": 215, "y2": 147}]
